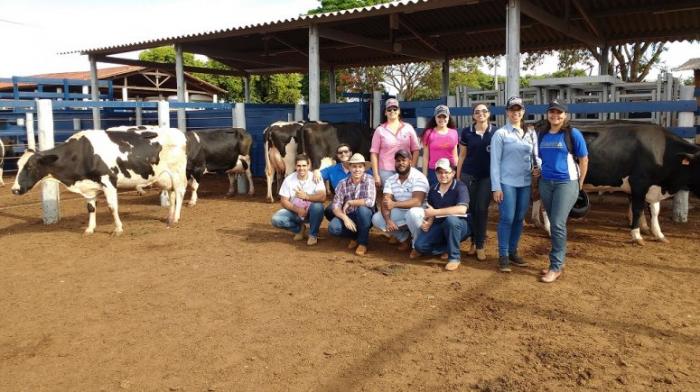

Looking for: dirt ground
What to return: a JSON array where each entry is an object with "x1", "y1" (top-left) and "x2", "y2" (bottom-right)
[{"x1": 0, "y1": 175, "x2": 698, "y2": 391}]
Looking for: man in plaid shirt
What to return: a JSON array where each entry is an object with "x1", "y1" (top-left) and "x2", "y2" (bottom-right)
[{"x1": 328, "y1": 153, "x2": 376, "y2": 256}]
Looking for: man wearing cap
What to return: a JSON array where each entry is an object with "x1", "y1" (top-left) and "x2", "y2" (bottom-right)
[
  {"x1": 371, "y1": 149, "x2": 430, "y2": 250},
  {"x1": 370, "y1": 98, "x2": 421, "y2": 189},
  {"x1": 407, "y1": 158, "x2": 471, "y2": 271},
  {"x1": 328, "y1": 153, "x2": 377, "y2": 256},
  {"x1": 490, "y1": 96, "x2": 540, "y2": 272},
  {"x1": 271, "y1": 153, "x2": 326, "y2": 246}
]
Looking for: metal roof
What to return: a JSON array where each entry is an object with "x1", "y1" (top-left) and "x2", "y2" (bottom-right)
[
  {"x1": 674, "y1": 58, "x2": 700, "y2": 71},
  {"x1": 64, "y1": 0, "x2": 700, "y2": 76}
]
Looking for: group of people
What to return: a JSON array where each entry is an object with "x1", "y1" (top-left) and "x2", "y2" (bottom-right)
[{"x1": 271, "y1": 96, "x2": 588, "y2": 283}]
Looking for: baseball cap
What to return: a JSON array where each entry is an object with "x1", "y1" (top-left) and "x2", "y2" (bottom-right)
[
  {"x1": 394, "y1": 149, "x2": 411, "y2": 160},
  {"x1": 434, "y1": 104, "x2": 450, "y2": 117},
  {"x1": 506, "y1": 96, "x2": 524, "y2": 110},
  {"x1": 434, "y1": 158, "x2": 454, "y2": 173},
  {"x1": 385, "y1": 98, "x2": 400, "y2": 109},
  {"x1": 547, "y1": 99, "x2": 568, "y2": 112}
]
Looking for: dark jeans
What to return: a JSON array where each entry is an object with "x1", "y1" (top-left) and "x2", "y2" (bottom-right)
[
  {"x1": 461, "y1": 173, "x2": 491, "y2": 248},
  {"x1": 328, "y1": 206, "x2": 374, "y2": 246},
  {"x1": 414, "y1": 216, "x2": 471, "y2": 261},
  {"x1": 324, "y1": 203, "x2": 335, "y2": 222}
]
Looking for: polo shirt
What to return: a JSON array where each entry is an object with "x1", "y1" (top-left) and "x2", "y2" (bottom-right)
[
  {"x1": 383, "y1": 167, "x2": 429, "y2": 203},
  {"x1": 427, "y1": 179, "x2": 470, "y2": 224},
  {"x1": 459, "y1": 123, "x2": 496, "y2": 179},
  {"x1": 539, "y1": 128, "x2": 588, "y2": 181}
]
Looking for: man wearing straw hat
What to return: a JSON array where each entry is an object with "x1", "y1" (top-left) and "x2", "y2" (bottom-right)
[{"x1": 328, "y1": 153, "x2": 376, "y2": 256}]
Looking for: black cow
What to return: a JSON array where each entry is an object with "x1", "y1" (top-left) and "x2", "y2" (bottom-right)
[
  {"x1": 185, "y1": 128, "x2": 253, "y2": 206},
  {"x1": 533, "y1": 120, "x2": 700, "y2": 244},
  {"x1": 264, "y1": 121, "x2": 373, "y2": 202},
  {"x1": 11, "y1": 127, "x2": 188, "y2": 235}
]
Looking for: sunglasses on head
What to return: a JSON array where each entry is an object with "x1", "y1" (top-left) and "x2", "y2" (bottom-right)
[
  {"x1": 473, "y1": 109, "x2": 489, "y2": 114},
  {"x1": 386, "y1": 107, "x2": 399, "y2": 112}
]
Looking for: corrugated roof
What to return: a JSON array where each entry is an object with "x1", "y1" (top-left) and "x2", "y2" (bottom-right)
[{"x1": 674, "y1": 58, "x2": 700, "y2": 71}]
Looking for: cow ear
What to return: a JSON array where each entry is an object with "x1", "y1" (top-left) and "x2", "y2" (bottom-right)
[
  {"x1": 139, "y1": 131, "x2": 159, "y2": 139},
  {"x1": 38, "y1": 154, "x2": 59, "y2": 165}
]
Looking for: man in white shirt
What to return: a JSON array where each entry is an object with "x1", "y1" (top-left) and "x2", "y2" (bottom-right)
[
  {"x1": 271, "y1": 154, "x2": 326, "y2": 245},
  {"x1": 371, "y1": 150, "x2": 429, "y2": 250}
]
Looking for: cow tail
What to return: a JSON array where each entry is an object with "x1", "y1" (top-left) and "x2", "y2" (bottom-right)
[{"x1": 240, "y1": 132, "x2": 253, "y2": 156}]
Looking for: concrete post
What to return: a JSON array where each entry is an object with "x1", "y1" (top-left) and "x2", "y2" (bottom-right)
[
  {"x1": 175, "y1": 44, "x2": 186, "y2": 132},
  {"x1": 135, "y1": 98, "x2": 143, "y2": 126},
  {"x1": 294, "y1": 103, "x2": 304, "y2": 122},
  {"x1": 243, "y1": 76, "x2": 250, "y2": 103},
  {"x1": 73, "y1": 118, "x2": 81, "y2": 132},
  {"x1": 37, "y1": 99, "x2": 60, "y2": 224},
  {"x1": 88, "y1": 55, "x2": 101, "y2": 129},
  {"x1": 441, "y1": 57, "x2": 450, "y2": 98},
  {"x1": 122, "y1": 77, "x2": 129, "y2": 102},
  {"x1": 372, "y1": 90, "x2": 382, "y2": 128},
  {"x1": 329, "y1": 66, "x2": 337, "y2": 104},
  {"x1": 308, "y1": 24, "x2": 320, "y2": 121},
  {"x1": 81, "y1": 85, "x2": 89, "y2": 102},
  {"x1": 672, "y1": 85, "x2": 695, "y2": 223},
  {"x1": 599, "y1": 46, "x2": 609, "y2": 75},
  {"x1": 234, "y1": 102, "x2": 246, "y2": 129},
  {"x1": 25, "y1": 112, "x2": 36, "y2": 150},
  {"x1": 505, "y1": 0, "x2": 521, "y2": 100},
  {"x1": 158, "y1": 100, "x2": 170, "y2": 128}
]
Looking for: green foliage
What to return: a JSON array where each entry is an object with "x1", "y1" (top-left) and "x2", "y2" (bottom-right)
[
  {"x1": 412, "y1": 58, "x2": 494, "y2": 100},
  {"x1": 308, "y1": 0, "x2": 389, "y2": 14}
]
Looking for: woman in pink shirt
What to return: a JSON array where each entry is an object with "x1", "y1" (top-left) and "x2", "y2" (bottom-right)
[
  {"x1": 422, "y1": 104, "x2": 459, "y2": 186},
  {"x1": 370, "y1": 98, "x2": 420, "y2": 189}
]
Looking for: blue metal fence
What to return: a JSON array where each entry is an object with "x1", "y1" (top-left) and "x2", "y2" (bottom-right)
[{"x1": 0, "y1": 76, "x2": 113, "y2": 100}]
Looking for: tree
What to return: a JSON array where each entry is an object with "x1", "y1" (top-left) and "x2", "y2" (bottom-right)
[
  {"x1": 308, "y1": 0, "x2": 388, "y2": 14},
  {"x1": 608, "y1": 42, "x2": 666, "y2": 82},
  {"x1": 413, "y1": 58, "x2": 494, "y2": 100},
  {"x1": 383, "y1": 62, "x2": 432, "y2": 100}
]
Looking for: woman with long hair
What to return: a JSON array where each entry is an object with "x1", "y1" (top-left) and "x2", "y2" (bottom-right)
[
  {"x1": 422, "y1": 104, "x2": 459, "y2": 187},
  {"x1": 490, "y1": 96, "x2": 540, "y2": 272},
  {"x1": 456, "y1": 103, "x2": 497, "y2": 261}
]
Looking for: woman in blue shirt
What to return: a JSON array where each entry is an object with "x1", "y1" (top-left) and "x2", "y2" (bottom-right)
[
  {"x1": 538, "y1": 100, "x2": 589, "y2": 283},
  {"x1": 490, "y1": 96, "x2": 540, "y2": 272},
  {"x1": 456, "y1": 103, "x2": 497, "y2": 261}
]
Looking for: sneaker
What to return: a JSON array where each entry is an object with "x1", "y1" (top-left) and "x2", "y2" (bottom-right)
[
  {"x1": 498, "y1": 256, "x2": 511, "y2": 273},
  {"x1": 476, "y1": 248, "x2": 486, "y2": 261},
  {"x1": 466, "y1": 242, "x2": 476, "y2": 255},
  {"x1": 347, "y1": 239, "x2": 358, "y2": 249},
  {"x1": 540, "y1": 270, "x2": 562, "y2": 283},
  {"x1": 445, "y1": 260, "x2": 460, "y2": 271},
  {"x1": 509, "y1": 253, "x2": 528, "y2": 267},
  {"x1": 397, "y1": 239, "x2": 410, "y2": 251},
  {"x1": 307, "y1": 236, "x2": 318, "y2": 246},
  {"x1": 293, "y1": 225, "x2": 307, "y2": 241},
  {"x1": 355, "y1": 244, "x2": 367, "y2": 256},
  {"x1": 409, "y1": 249, "x2": 421, "y2": 259}
]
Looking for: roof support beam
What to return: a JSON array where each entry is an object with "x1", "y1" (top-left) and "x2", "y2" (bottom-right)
[
  {"x1": 571, "y1": 0, "x2": 603, "y2": 39},
  {"x1": 318, "y1": 26, "x2": 442, "y2": 61},
  {"x1": 398, "y1": 17, "x2": 442, "y2": 54},
  {"x1": 182, "y1": 44, "x2": 308, "y2": 69},
  {"x1": 94, "y1": 55, "x2": 243, "y2": 76},
  {"x1": 520, "y1": 0, "x2": 602, "y2": 47}
]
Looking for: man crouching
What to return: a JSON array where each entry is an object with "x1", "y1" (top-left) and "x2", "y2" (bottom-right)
[{"x1": 271, "y1": 154, "x2": 326, "y2": 245}]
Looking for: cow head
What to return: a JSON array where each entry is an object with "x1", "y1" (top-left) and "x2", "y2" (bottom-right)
[
  {"x1": 11, "y1": 150, "x2": 57, "y2": 195},
  {"x1": 678, "y1": 151, "x2": 700, "y2": 197}
]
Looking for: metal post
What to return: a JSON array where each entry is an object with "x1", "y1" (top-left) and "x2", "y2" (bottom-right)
[
  {"x1": 234, "y1": 102, "x2": 246, "y2": 129},
  {"x1": 294, "y1": 103, "x2": 304, "y2": 122},
  {"x1": 25, "y1": 112, "x2": 36, "y2": 150},
  {"x1": 672, "y1": 85, "x2": 695, "y2": 223},
  {"x1": 328, "y1": 66, "x2": 337, "y2": 103},
  {"x1": 441, "y1": 57, "x2": 450, "y2": 98},
  {"x1": 372, "y1": 90, "x2": 382, "y2": 128},
  {"x1": 88, "y1": 55, "x2": 101, "y2": 129},
  {"x1": 158, "y1": 100, "x2": 170, "y2": 128},
  {"x1": 243, "y1": 76, "x2": 250, "y2": 103},
  {"x1": 308, "y1": 24, "x2": 320, "y2": 121},
  {"x1": 122, "y1": 77, "x2": 129, "y2": 102},
  {"x1": 175, "y1": 44, "x2": 186, "y2": 132},
  {"x1": 37, "y1": 99, "x2": 60, "y2": 224},
  {"x1": 505, "y1": 0, "x2": 521, "y2": 100},
  {"x1": 135, "y1": 98, "x2": 143, "y2": 126}
]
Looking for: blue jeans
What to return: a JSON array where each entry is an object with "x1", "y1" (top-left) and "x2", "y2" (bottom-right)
[
  {"x1": 496, "y1": 183, "x2": 531, "y2": 258},
  {"x1": 414, "y1": 216, "x2": 471, "y2": 262},
  {"x1": 539, "y1": 179, "x2": 579, "y2": 272},
  {"x1": 371, "y1": 208, "x2": 412, "y2": 243},
  {"x1": 271, "y1": 202, "x2": 324, "y2": 237},
  {"x1": 461, "y1": 173, "x2": 491, "y2": 248},
  {"x1": 328, "y1": 206, "x2": 374, "y2": 245}
]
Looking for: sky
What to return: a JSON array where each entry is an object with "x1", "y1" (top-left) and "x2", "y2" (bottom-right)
[{"x1": 0, "y1": 0, "x2": 697, "y2": 82}]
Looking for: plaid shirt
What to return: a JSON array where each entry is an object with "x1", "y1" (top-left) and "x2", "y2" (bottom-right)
[{"x1": 332, "y1": 174, "x2": 376, "y2": 213}]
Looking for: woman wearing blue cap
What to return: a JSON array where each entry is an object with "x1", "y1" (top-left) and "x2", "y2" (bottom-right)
[{"x1": 537, "y1": 100, "x2": 589, "y2": 283}]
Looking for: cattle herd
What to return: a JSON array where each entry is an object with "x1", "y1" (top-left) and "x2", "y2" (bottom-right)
[{"x1": 3, "y1": 119, "x2": 699, "y2": 245}]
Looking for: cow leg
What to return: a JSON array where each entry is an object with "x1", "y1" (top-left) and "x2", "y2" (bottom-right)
[
  {"x1": 169, "y1": 178, "x2": 186, "y2": 225},
  {"x1": 542, "y1": 208, "x2": 551, "y2": 237},
  {"x1": 102, "y1": 185, "x2": 124, "y2": 236},
  {"x1": 246, "y1": 169, "x2": 255, "y2": 196},
  {"x1": 0, "y1": 168, "x2": 4, "y2": 186},
  {"x1": 649, "y1": 201, "x2": 668, "y2": 243},
  {"x1": 629, "y1": 194, "x2": 646, "y2": 246},
  {"x1": 226, "y1": 173, "x2": 237, "y2": 197},
  {"x1": 84, "y1": 196, "x2": 97, "y2": 235},
  {"x1": 531, "y1": 199, "x2": 543, "y2": 227},
  {"x1": 639, "y1": 207, "x2": 650, "y2": 234},
  {"x1": 188, "y1": 177, "x2": 199, "y2": 206}
]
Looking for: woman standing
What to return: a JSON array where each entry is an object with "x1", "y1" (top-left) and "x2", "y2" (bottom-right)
[
  {"x1": 456, "y1": 104, "x2": 497, "y2": 261},
  {"x1": 538, "y1": 100, "x2": 588, "y2": 283},
  {"x1": 490, "y1": 96, "x2": 540, "y2": 272},
  {"x1": 370, "y1": 98, "x2": 421, "y2": 190},
  {"x1": 422, "y1": 104, "x2": 459, "y2": 187}
]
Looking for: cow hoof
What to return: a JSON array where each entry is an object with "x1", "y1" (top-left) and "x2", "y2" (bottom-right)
[
  {"x1": 656, "y1": 237, "x2": 670, "y2": 243},
  {"x1": 83, "y1": 229, "x2": 94, "y2": 236},
  {"x1": 640, "y1": 227, "x2": 651, "y2": 235},
  {"x1": 111, "y1": 229, "x2": 123, "y2": 237},
  {"x1": 187, "y1": 201, "x2": 197, "y2": 207},
  {"x1": 225, "y1": 192, "x2": 236, "y2": 198},
  {"x1": 247, "y1": 190, "x2": 255, "y2": 196},
  {"x1": 633, "y1": 239, "x2": 646, "y2": 246}
]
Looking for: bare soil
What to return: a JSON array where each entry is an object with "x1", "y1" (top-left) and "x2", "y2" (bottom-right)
[{"x1": 0, "y1": 175, "x2": 698, "y2": 391}]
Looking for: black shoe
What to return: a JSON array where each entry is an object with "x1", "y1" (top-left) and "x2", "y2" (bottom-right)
[
  {"x1": 498, "y1": 256, "x2": 511, "y2": 272},
  {"x1": 509, "y1": 253, "x2": 528, "y2": 267}
]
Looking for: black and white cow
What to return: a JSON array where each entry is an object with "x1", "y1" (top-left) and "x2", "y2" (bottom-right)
[
  {"x1": 11, "y1": 127, "x2": 187, "y2": 235},
  {"x1": 264, "y1": 121, "x2": 372, "y2": 202},
  {"x1": 532, "y1": 120, "x2": 700, "y2": 244},
  {"x1": 185, "y1": 128, "x2": 254, "y2": 206},
  {"x1": 0, "y1": 138, "x2": 5, "y2": 186}
]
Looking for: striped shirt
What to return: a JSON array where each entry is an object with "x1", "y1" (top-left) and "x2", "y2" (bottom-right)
[
  {"x1": 383, "y1": 168, "x2": 429, "y2": 203},
  {"x1": 332, "y1": 173, "x2": 376, "y2": 213}
]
